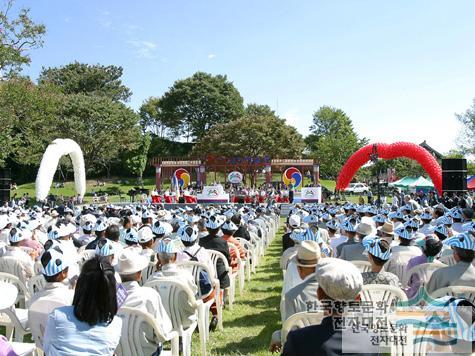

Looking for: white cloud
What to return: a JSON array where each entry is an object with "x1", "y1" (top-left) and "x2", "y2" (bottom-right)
[
  {"x1": 127, "y1": 40, "x2": 157, "y2": 59},
  {"x1": 208, "y1": 53, "x2": 216, "y2": 59}
]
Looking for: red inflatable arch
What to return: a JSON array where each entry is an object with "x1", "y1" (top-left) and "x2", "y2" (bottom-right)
[{"x1": 336, "y1": 142, "x2": 442, "y2": 195}]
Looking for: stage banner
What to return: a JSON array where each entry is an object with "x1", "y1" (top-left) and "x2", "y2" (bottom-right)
[
  {"x1": 172, "y1": 168, "x2": 190, "y2": 187},
  {"x1": 282, "y1": 167, "x2": 303, "y2": 188},
  {"x1": 301, "y1": 187, "x2": 322, "y2": 203},
  {"x1": 227, "y1": 171, "x2": 243, "y2": 184},
  {"x1": 197, "y1": 185, "x2": 230, "y2": 203}
]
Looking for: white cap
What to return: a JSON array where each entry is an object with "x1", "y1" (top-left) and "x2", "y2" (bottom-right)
[{"x1": 315, "y1": 258, "x2": 363, "y2": 300}]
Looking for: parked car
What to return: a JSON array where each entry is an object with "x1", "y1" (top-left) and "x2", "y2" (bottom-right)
[{"x1": 344, "y1": 182, "x2": 370, "y2": 194}]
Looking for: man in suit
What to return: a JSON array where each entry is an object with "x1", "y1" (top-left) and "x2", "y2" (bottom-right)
[
  {"x1": 282, "y1": 258, "x2": 378, "y2": 356},
  {"x1": 339, "y1": 220, "x2": 373, "y2": 261},
  {"x1": 426, "y1": 232, "x2": 475, "y2": 295}
]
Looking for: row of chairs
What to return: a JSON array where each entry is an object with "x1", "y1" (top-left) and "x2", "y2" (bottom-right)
[{"x1": 0, "y1": 212, "x2": 280, "y2": 356}]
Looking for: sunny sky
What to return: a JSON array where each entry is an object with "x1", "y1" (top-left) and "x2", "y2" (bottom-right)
[{"x1": 16, "y1": 0, "x2": 475, "y2": 154}]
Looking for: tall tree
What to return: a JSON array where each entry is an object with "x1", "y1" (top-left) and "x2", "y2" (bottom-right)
[
  {"x1": 124, "y1": 133, "x2": 151, "y2": 181},
  {"x1": 58, "y1": 94, "x2": 141, "y2": 175},
  {"x1": 245, "y1": 103, "x2": 276, "y2": 118},
  {"x1": 139, "y1": 96, "x2": 179, "y2": 137},
  {"x1": 0, "y1": 0, "x2": 46, "y2": 78},
  {"x1": 0, "y1": 78, "x2": 62, "y2": 166},
  {"x1": 456, "y1": 99, "x2": 475, "y2": 155},
  {"x1": 38, "y1": 62, "x2": 132, "y2": 102},
  {"x1": 159, "y1": 72, "x2": 244, "y2": 141},
  {"x1": 193, "y1": 114, "x2": 304, "y2": 181},
  {"x1": 305, "y1": 106, "x2": 367, "y2": 178}
]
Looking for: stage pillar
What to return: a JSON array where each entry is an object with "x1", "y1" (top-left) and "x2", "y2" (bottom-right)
[
  {"x1": 313, "y1": 164, "x2": 320, "y2": 185},
  {"x1": 265, "y1": 164, "x2": 272, "y2": 185},
  {"x1": 199, "y1": 164, "x2": 206, "y2": 188},
  {"x1": 155, "y1": 165, "x2": 161, "y2": 191}
]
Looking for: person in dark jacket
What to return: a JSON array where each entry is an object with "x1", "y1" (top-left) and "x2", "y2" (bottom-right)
[
  {"x1": 198, "y1": 215, "x2": 231, "y2": 290},
  {"x1": 282, "y1": 258, "x2": 378, "y2": 356},
  {"x1": 231, "y1": 214, "x2": 251, "y2": 241}
]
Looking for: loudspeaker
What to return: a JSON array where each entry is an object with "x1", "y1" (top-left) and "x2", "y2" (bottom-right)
[
  {"x1": 442, "y1": 159, "x2": 467, "y2": 193},
  {"x1": 0, "y1": 168, "x2": 11, "y2": 203}
]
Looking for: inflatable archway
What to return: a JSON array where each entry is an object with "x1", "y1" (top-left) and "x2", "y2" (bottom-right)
[
  {"x1": 35, "y1": 139, "x2": 86, "y2": 201},
  {"x1": 336, "y1": 142, "x2": 442, "y2": 194}
]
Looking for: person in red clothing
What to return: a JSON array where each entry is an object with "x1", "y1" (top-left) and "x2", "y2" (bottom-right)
[{"x1": 221, "y1": 220, "x2": 246, "y2": 272}]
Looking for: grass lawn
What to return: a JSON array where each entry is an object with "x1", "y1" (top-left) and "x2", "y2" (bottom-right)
[{"x1": 190, "y1": 221, "x2": 284, "y2": 355}]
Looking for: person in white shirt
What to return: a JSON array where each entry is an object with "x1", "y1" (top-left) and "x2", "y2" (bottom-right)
[
  {"x1": 326, "y1": 219, "x2": 346, "y2": 256},
  {"x1": 3, "y1": 228, "x2": 36, "y2": 278},
  {"x1": 150, "y1": 238, "x2": 198, "y2": 329},
  {"x1": 0, "y1": 215, "x2": 12, "y2": 244},
  {"x1": 116, "y1": 249, "x2": 173, "y2": 355},
  {"x1": 53, "y1": 221, "x2": 80, "y2": 279},
  {"x1": 78, "y1": 221, "x2": 95, "y2": 246},
  {"x1": 138, "y1": 226, "x2": 156, "y2": 262},
  {"x1": 29, "y1": 247, "x2": 74, "y2": 348}
]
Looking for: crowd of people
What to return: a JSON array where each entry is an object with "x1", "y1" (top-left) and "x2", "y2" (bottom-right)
[
  {"x1": 0, "y1": 202, "x2": 277, "y2": 355},
  {"x1": 271, "y1": 194, "x2": 475, "y2": 354}
]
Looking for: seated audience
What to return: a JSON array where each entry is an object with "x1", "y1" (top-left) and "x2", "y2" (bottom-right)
[{"x1": 361, "y1": 236, "x2": 399, "y2": 286}]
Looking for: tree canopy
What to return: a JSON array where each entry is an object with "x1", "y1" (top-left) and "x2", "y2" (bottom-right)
[
  {"x1": 0, "y1": 0, "x2": 45, "y2": 79},
  {"x1": 38, "y1": 62, "x2": 132, "y2": 102},
  {"x1": 456, "y1": 99, "x2": 475, "y2": 156},
  {"x1": 158, "y1": 72, "x2": 244, "y2": 141},
  {"x1": 306, "y1": 106, "x2": 368, "y2": 179}
]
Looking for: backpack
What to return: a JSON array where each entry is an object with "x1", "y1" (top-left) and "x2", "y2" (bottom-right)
[{"x1": 184, "y1": 247, "x2": 212, "y2": 295}]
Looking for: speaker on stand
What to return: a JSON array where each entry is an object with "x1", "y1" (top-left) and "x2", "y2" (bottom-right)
[
  {"x1": 0, "y1": 168, "x2": 11, "y2": 204},
  {"x1": 442, "y1": 159, "x2": 467, "y2": 194}
]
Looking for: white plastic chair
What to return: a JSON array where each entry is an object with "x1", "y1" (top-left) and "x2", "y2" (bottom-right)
[
  {"x1": 0, "y1": 257, "x2": 32, "y2": 305},
  {"x1": 430, "y1": 285, "x2": 475, "y2": 304},
  {"x1": 177, "y1": 260, "x2": 223, "y2": 340},
  {"x1": 0, "y1": 281, "x2": 30, "y2": 342},
  {"x1": 28, "y1": 298, "x2": 65, "y2": 350},
  {"x1": 439, "y1": 253, "x2": 456, "y2": 266},
  {"x1": 234, "y1": 237, "x2": 254, "y2": 280},
  {"x1": 145, "y1": 278, "x2": 200, "y2": 356},
  {"x1": 0, "y1": 272, "x2": 30, "y2": 308},
  {"x1": 27, "y1": 275, "x2": 46, "y2": 296},
  {"x1": 77, "y1": 249, "x2": 96, "y2": 269},
  {"x1": 227, "y1": 243, "x2": 246, "y2": 295},
  {"x1": 209, "y1": 249, "x2": 236, "y2": 310},
  {"x1": 10, "y1": 342, "x2": 37, "y2": 356},
  {"x1": 385, "y1": 251, "x2": 420, "y2": 288},
  {"x1": 116, "y1": 306, "x2": 179, "y2": 356},
  {"x1": 140, "y1": 261, "x2": 156, "y2": 286},
  {"x1": 351, "y1": 260, "x2": 372, "y2": 273},
  {"x1": 281, "y1": 311, "x2": 325, "y2": 344},
  {"x1": 402, "y1": 261, "x2": 446, "y2": 290},
  {"x1": 359, "y1": 284, "x2": 408, "y2": 307}
]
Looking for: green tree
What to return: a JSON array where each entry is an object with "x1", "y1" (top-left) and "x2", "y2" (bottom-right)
[
  {"x1": 456, "y1": 100, "x2": 475, "y2": 155},
  {"x1": 245, "y1": 103, "x2": 276, "y2": 118},
  {"x1": 0, "y1": 0, "x2": 46, "y2": 78},
  {"x1": 139, "y1": 96, "x2": 179, "y2": 137},
  {"x1": 159, "y1": 72, "x2": 244, "y2": 141},
  {"x1": 124, "y1": 133, "x2": 151, "y2": 180},
  {"x1": 58, "y1": 94, "x2": 141, "y2": 175},
  {"x1": 305, "y1": 106, "x2": 367, "y2": 179},
  {"x1": 193, "y1": 115, "x2": 304, "y2": 182},
  {"x1": 38, "y1": 62, "x2": 132, "y2": 102},
  {"x1": 0, "y1": 78, "x2": 62, "y2": 166}
]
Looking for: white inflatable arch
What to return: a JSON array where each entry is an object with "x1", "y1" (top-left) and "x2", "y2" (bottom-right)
[{"x1": 35, "y1": 139, "x2": 86, "y2": 201}]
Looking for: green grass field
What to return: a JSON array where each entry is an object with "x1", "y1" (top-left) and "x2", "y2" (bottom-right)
[{"x1": 190, "y1": 221, "x2": 284, "y2": 355}]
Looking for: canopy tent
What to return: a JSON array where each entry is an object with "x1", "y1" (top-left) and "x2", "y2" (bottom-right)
[
  {"x1": 468, "y1": 176, "x2": 475, "y2": 190},
  {"x1": 389, "y1": 176, "x2": 434, "y2": 191}
]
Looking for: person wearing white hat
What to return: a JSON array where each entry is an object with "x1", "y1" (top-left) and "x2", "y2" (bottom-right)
[
  {"x1": 176, "y1": 224, "x2": 214, "y2": 274},
  {"x1": 221, "y1": 220, "x2": 246, "y2": 272},
  {"x1": 3, "y1": 228, "x2": 35, "y2": 278},
  {"x1": 116, "y1": 249, "x2": 172, "y2": 355},
  {"x1": 78, "y1": 220, "x2": 95, "y2": 246},
  {"x1": 0, "y1": 215, "x2": 12, "y2": 244},
  {"x1": 426, "y1": 232, "x2": 475, "y2": 295},
  {"x1": 326, "y1": 219, "x2": 346, "y2": 256},
  {"x1": 282, "y1": 214, "x2": 301, "y2": 253},
  {"x1": 149, "y1": 238, "x2": 198, "y2": 328},
  {"x1": 282, "y1": 258, "x2": 377, "y2": 356},
  {"x1": 138, "y1": 226, "x2": 156, "y2": 262},
  {"x1": 28, "y1": 247, "x2": 74, "y2": 346},
  {"x1": 85, "y1": 219, "x2": 108, "y2": 250},
  {"x1": 335, "y1": 218, "x2": 358, "y2": 257}
]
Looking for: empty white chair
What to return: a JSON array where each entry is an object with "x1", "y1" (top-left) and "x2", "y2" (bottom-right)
[
  {"x1": 234, "y1": 237, "x2": 254, "y2": 281},
  {"x1": 281, "y1": 311, "x2": 325, "y2": 345},
  {"x1": 384, "y1": 251, "x2": 420, "y2": 287},
  {"x1": 116, "y1": 306, "x2": 179, "y2": 356},
  {"x1": 28, "y1": 298, "x2": 65, "y2": 349},
  {"x1": 77, "y1": 249, "x2": 96, "y2": 269},
  {"x1": 402, "y1": 261, "x2": 446, "y2": 293},
  {"x1": 145, "y1": 278, "x2": 200, "y2": 356},
  {"x1": 0, "y1": 272, "x2": 30, "y2": 308},
  {"x1": 359, "y1": 284, "x2": 408, "y2": 307},
  {"x1": 0, "y1": 257, "x2": 32, "y2": 306},
  {"x1": 351, "y1": 260, "x2": 372, "y2": 273},
  {"x1": 0, "y1": 281, "x2": 30, "y2": 342},
  {"x1": 208, "y1": 250, "x2": 236, "y2": 310},
  {"x1": 140, "y1": 261, "x2": 156, "y2": 286},
  {"x1": 10, "y1": 342, "x2": 37, "y2": 356}
]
